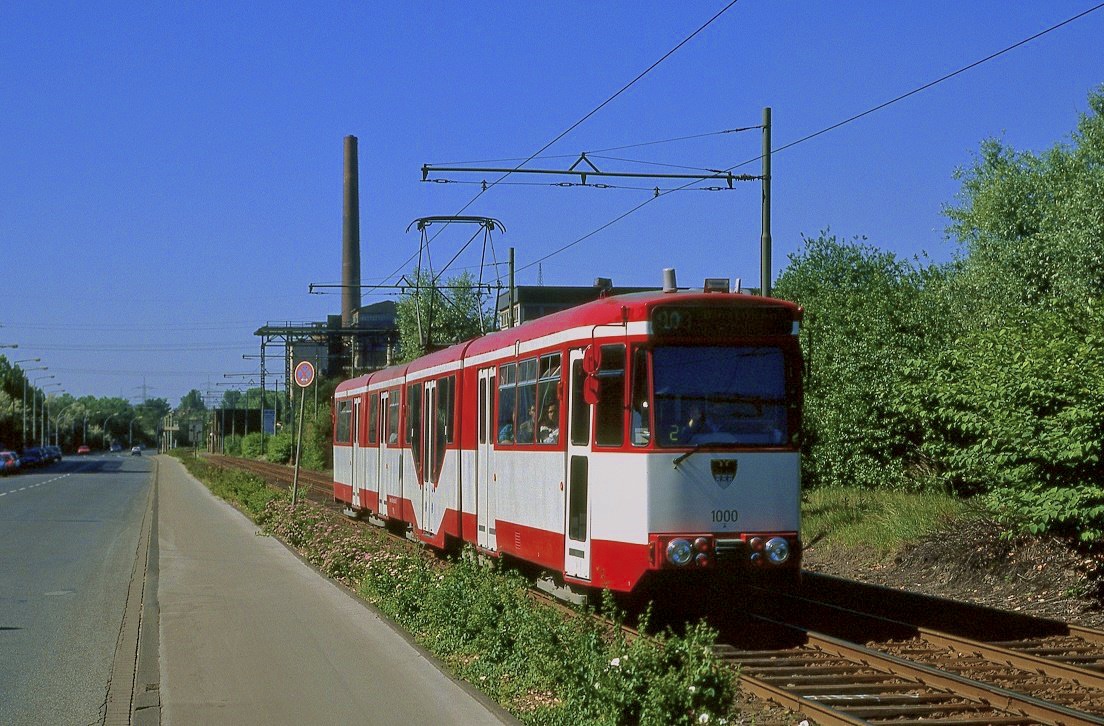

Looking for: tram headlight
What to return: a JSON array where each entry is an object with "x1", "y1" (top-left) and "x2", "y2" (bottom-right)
[
  {"x1": 764, "y1": 537, "x2": 790, "y2": 565},
  {"x1": 665, "y1": 538, "x2": 694, "y2": 567}
]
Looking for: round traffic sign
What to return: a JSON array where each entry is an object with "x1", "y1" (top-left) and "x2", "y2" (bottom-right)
[{"x1": 294, "y1": 360, "x2": 316, "y2": 388}]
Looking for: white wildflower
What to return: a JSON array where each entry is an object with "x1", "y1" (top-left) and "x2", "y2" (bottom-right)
[
  {"x1": 688, "y1": 685, "x2": 696, "y2": 694},
  {"x1": 698, "y1": 714, "x2": 710, "y2": 724},
  {"x1": 610, "y1": 657, "x2": 621, "y2": 668}
]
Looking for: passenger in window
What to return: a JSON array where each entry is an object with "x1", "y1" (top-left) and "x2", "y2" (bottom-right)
[
  {"x1": 516, "y1": 405, "x2": 537, "y2": 444},
  {"x1": 539, "y1": 402, "x2": 559, "y2": 444}
]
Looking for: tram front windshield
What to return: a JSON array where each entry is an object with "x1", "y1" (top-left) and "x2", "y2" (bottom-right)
[{"x1": 652, "y1": 345, "x2": 788, "y2": 448}]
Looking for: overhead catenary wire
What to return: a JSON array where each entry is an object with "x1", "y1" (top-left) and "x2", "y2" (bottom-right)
[
  {"x1": 415, "y1": 0, "x2": 742, "y2": 283},
  {"x1": 427, "y1": 178, "x2": 738, "y2": 193},
  {"x1": 517, "y1": 2, "x2": 1104, "y2": 272},
  {"x1": 427, "y1": 125, "x2": 759, "y2": 167}
]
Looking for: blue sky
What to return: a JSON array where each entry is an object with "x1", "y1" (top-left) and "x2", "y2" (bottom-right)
[{"x1": 2, "y1": 2, "x2": 1101, "y2": 405}]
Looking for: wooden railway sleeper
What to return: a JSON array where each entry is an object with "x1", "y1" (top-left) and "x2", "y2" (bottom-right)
[{"x1": 748, "y1": 614, "x2": 1104, "y2": 726}]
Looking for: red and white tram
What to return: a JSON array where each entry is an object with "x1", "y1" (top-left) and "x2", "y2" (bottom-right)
[{"x1": 333, "y1": 281, "x2": 803, "y2": 596}]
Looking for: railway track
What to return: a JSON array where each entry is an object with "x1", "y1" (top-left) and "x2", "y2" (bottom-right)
[
  {"x1": 197, "y1": 454, "x2": 1104, "y2": 725},
  {"x1": 711, "y1": 577, "x2": 1104, "y2": 724},
  {"x1": 724, "y1": 618, "x2": 1104, "y2": 725},
  {"x1": 204, "y1": 454, "x2": 335, "y2": 503}
]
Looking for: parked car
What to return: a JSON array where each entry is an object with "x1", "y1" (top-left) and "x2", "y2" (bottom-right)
[
  {"x1": 0, "y1": 451, "x2": 20, "y2": 475},
  {"x1": 110, "y1": 442, "x2": 122, "y2": 453},
  {"x1": 77, "y1": 444, "x2": 91, "y2": 455},
  {"x1": 131, "y1": 446, "x2": 142, "y2": 456},
  {"x1": 43, "y1": 445, "x2": 62, "y2": 463},
  {"x1": 19, "y1": 447, "x2": 44, "y2": 467}
]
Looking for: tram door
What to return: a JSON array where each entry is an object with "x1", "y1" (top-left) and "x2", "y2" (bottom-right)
[
  {"x1": 421, "y1": 380, "x2": 440, "y2": 535},
  {"x1": 350, "y1": 398, "x2": 361, "y2": 509},
  {"x1": 476, "y1": 368, "x2": 497, "y2": 551},
  {"x1": 564, "y1": 349, "x2": 592, "y2": 581},
  {"x1": 378, "y1": 389, "x2": 401, "y2": 519}
]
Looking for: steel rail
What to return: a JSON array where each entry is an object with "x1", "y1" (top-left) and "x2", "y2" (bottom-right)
[
  {"x1": 756, "y1": 584, "x2": 1104, "y2": 692},
  {"x1": 790, "y1": 617, "x2": 1104, "y2": 723}
]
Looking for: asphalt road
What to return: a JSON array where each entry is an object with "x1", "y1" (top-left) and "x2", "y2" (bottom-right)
[
  {"x1": 0, "y1": 453, "x2": 153, "y2": 726},
  {"x1": 2, "y1": 453, "x2": 515, "y2": 725}
]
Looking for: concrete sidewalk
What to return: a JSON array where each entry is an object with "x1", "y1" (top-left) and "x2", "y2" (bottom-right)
[{"x1": 154, "y1": 455, "x2": 516, "y2": 725}]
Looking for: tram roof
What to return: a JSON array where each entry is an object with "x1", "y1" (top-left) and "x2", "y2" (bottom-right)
[{"x1": 335, "y1": 290, "x2": 801, "y2": 393}]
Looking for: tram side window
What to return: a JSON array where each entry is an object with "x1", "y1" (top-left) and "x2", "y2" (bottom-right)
[
  {"x1": 479, "y1": 378, "x2": 487, "y2": 444},
  {"x1": 335, "y1": 400, "x2": 352, "y2": 444},
  {"x1": 408, "y1": 384, "x2": 423, "y2": 469},
  {"x1": 538, "y1": 353, "x2": 561, "y2": 444},
  {"x1": 630, "y1": 347, "x2": 651, "y2": 447},
  {"x1": 497, "y1": 363, "x2": 517, "y2": 444},
  {"x1": 595, "y1": 344, "x2": 626, "y2": 447},
  {"x1": 515, "y1": 358, "x2": 538, "y2": 445},
  {"x1": 570, "y1": 359, "x2": 590, "y2": 446},
  {"x1": 387, "y1": 390, "x2": 400, "y2": 444},
  {"x1": 438, "y1": 375, "x2": 455, "y2": 444},
  {"x1": 367, "y1": 394, "x2": 379, "y2": 444}
]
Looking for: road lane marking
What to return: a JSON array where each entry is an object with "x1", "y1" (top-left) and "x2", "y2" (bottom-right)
[{"x1": 1, "y1": 472, "x2": 73, "y2": 496}]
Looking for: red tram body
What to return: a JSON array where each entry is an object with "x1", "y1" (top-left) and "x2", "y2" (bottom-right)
[{"x1": 332, "y1": 287, "x2": 803, "y2": 595}]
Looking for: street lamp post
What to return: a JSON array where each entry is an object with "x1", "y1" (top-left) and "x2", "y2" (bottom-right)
[
  {"x1": 10, "y1": 359, "x2": 40, "y2": 443},
  {"x1": 29, "y1": 374, "x2": 54, "y2": 448},
  {"x1": 103, "y1": 413, "x2": 119, "y2": 450},
  {"x1": 40, "y1": 384, "x2": 62, "y2": 446},
  {"x1": 20, "y1": 366, "x2": 47, "y2": 448},
  {"x1": 52, "y1": 402, "x2": 81, "y2": 448}
]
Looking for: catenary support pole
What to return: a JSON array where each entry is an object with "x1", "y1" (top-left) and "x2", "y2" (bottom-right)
[
  {"x1": 761, "y1": 107, "x2": 772, "y2": 298},
  {"x1": 763, "y1": 106, "x2": 772, "y2": 297}
]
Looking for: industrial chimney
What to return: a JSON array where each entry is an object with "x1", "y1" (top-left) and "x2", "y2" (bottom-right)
[{"x1": 341, "y1": 135, "x2": 361, "y2": 327}]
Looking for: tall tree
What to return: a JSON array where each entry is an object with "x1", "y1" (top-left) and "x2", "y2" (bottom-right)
[
  {"x1": 945, "y1": 86, "x2": 1104, "y2": 322},
  {"x1": 395, "y1": 269, "x2": 493, "y2": 362},
  {"x1": 177, "y1": 389, "x2": 207, "y2": 413},
  {"x1": 774, "y1": 232, "x2": 951, "y2": 490}
]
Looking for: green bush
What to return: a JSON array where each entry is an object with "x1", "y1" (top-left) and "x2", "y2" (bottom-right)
[
  {"x1": 222, "y1": 434, "x2": 242, "y2": 456},
  {"x1": 355, "y1": 546, "x2": 735, "y2": 725},
  {"x1": 774, "y1": 232, "x2": 952, "y2": 491},
  {"x1": 266, "y1": 431, "x2": 293, "y2": 464},
  {"x1": 240, "y1": 432, "x2": 263, "y2": 458},
  {"x1": 175, "y1": 454, "x2": 279, "y2": 520},
  {"x1": 297, "y1": 402, "x2": 332, "y2": 471},
  {"x1": 911, "y1": 308, "x2": 1104, "y2": 541}
]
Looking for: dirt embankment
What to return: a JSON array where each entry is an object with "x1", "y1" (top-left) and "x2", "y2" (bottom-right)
[{"x1": 803, "y1": 519, "x2": 1104, "y2": 629}]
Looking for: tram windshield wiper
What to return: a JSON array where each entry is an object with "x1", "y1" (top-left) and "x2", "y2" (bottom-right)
[{"x1": 672, "y1": 445, "x2": 703, "y2": 469}]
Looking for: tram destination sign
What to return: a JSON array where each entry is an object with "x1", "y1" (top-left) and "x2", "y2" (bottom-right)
[{"x1": 650, "y1": 304, "x2": 792, "y2": 338}]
